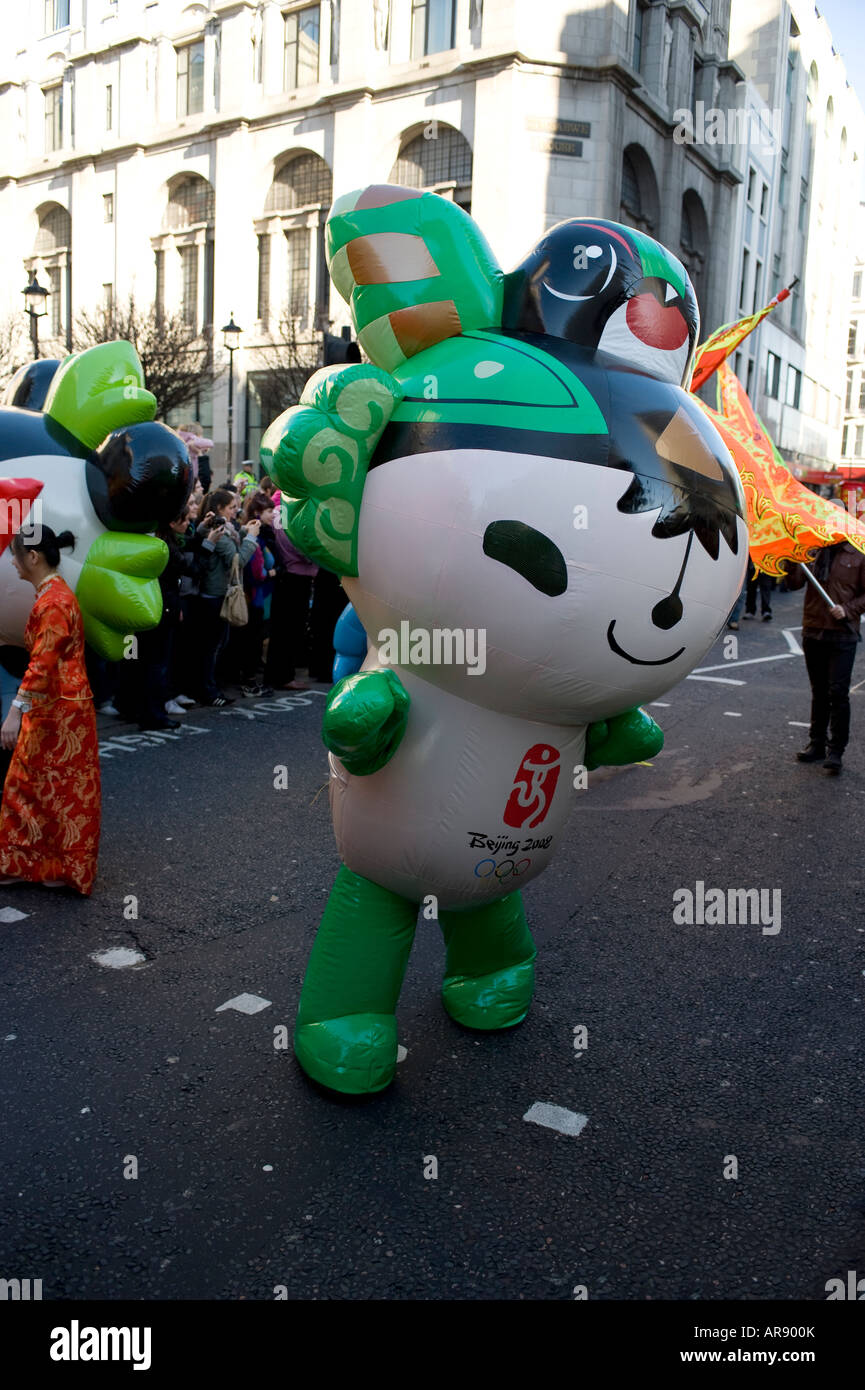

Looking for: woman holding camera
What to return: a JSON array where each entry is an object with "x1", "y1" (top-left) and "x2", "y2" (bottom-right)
[
  {"x1": 193, "y1": 489, "x2": 259, "y2": 707},
  {"x1": 0, "y1": 526, "x2": 100, "y2": 894}
]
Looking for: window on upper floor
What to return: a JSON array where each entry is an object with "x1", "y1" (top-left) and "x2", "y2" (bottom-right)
[
  {"x1": 859, "y1": 374, "x2": 865, "y2": 413},
  {"x1": 760, "y1": 182, "x2": 769, "y2": 220},
  {"x1": 798, "y1": 179, "x2": 808, "y2": 233},
  {"x1": 285, "y1": 227, "x2": 310, "y2": 317},
  {"x1": 842, "y1": 424, "x2": 849, "y2": 455},
  {"x1": 747, "y1": 167, "x2": 756, "y2": 206},
  {"x1": 846, "y1": 370, "x2": 854, "y2": 411},
  {"x1": 766, "y1": 351, "x2": 781, "y2": 399},
  {"x1": 177, "y1": 41, "x2": 205, "y2": 117},
  {"x1": 738, "y1": 248, "x2": 750, "y2": 313},
  {"x1": 284, "y1": 5, "x2": 320, "y2": 90},
  {"x1": 44, "y1": 0, "x2": 69, "y2": 33},
  {"x1": 787, "y1": 366, "x2": 802, "y2": 409},
  {"x1": 257, "y1": 234, "x2": 271, "y2": 322},
  {"x1": 633, "y1": 2, "x2": 647, "y2": 74},
  {"x1": 44, "y1": 85, "x2": 63, "y2": 153},
  {"x1": 854, "y1": 271, "x2": 862, "y2": 299},
  {"x1": 411, "y1": 0, "x2": 456, "y2": 60},
  {"x1": 155, "y1": 249, "x2": 165, "y2": 324},
  {"x1": 753, "y1": 260, "x2": 763, "y2": 314},
  {"x1": 179, "y1": 244, "x2": 199, "y2": 328},
  {"x1": 857, "y1": 424, "x2": 864, "y2": 456},
  {"x1": 47, "y1": 264, "x2": 62, "y2": 337},
  {"x1": 849, "y1": 321, "x2": 858, "y2": 356},
  {"x1": 103, "y1": 193, "x2": 114, "y2": 223},
  {"x1": 106, "y1": 84, "x2": 113, "y2": 130}
]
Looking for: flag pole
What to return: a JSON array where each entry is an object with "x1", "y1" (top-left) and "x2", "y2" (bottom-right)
[{"x1": 799, "y1": 563, "x2": 837, "y2": 610}]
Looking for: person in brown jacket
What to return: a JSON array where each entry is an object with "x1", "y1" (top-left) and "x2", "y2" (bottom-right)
[{"x1": 786, "y1": 541, "x2": 865, "y2": 773}]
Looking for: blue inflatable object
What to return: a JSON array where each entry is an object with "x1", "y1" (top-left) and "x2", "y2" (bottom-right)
[{"x1": 332, "y1": 602, "x2": 368, "y2": 681}]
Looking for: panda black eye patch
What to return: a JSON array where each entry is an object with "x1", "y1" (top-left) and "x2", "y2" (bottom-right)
[{"x1": 482, "y1": 521, "x2": 567, "y2": 597}]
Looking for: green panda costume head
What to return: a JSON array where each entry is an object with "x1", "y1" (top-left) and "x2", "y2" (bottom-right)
[{"x1": 262, "y1": 188, "x2": 746, "y2": 724}]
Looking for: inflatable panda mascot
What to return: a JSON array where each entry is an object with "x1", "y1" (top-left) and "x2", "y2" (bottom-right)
[
  {"x1": 262, "y1": 186, "x2": 748, "y2": 1095},
  {"x1": 0, "y1": 341, "x2": 191, "y2": 664}
]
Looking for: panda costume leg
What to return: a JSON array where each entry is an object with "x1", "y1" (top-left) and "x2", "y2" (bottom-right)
[
  {"x1": 439, "y1": 893, "x2": 536, "y2": 1030},
  {"x1": 294, "y1": 865, "x2": 418, "y2": 1093}
]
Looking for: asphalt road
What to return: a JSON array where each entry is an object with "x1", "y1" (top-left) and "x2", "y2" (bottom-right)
[{"x1": 1, "y1": 588, "x2": 864, "y2": 1301}]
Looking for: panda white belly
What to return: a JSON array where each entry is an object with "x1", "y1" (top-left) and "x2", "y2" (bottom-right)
[{"x1": 329, "y1": 664, "x2": 586, "y2": 910}]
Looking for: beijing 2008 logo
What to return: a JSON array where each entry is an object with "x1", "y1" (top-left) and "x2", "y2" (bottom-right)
[{"x1": 503, "y1": 743, "x2": 561, "y2": 829}]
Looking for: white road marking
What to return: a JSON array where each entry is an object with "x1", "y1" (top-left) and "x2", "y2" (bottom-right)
[
  {"x1": 523, "y1": 1102, "x2": 588, "y2": 1137},
  {"x1": 396, "y1": 1045, "x2": 408, "y2": 1063},
  {"x1": 649, "y1": 701, "x2": 670, "y2": 707},
  {"x1": 686, "y1": 675, "x2": 746, "y2": 686},
  {"x1": 783, "y1": 628, "x2": 804, "y2": 655},
  {"x1": 851, "y1": 676, "x2": 865, "y2": 693},
  {"x1": 0, "y1": 907, "x2": 29, "y2": 923},
  {"x1": 90, "y1": 947, "x2": 146, "y2": 969},
  {"x1": 789, "y1": 721, "x2": 810, "y2": 728},
  {"x1": 215, "y1": 992, "x2": 272, "y2": 1014},
  {"x1": 723, "y1": 711, "x2": 742, "y2": 717},
  {"x1": 691, "y1": 653, "x2": 797, "y2": 673}
]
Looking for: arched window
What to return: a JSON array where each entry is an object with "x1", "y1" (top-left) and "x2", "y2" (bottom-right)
[
  {"x1": 32, "y1": 202, "x2": 71, "y2": 347},
  {"x1": 34, "y1": 203, "x2": 71, "y2": 255},
  {"x1": 390, "y1": 126, "x2": 473, "y2": 211},
  {"x1": 153, "y1": 174, "x2": 216, "y2": 333},
  {"x1": 165, "y1": 174, "x2": 215, "y2": 231},
  {"x1": 265, "y1": 152, "x2": 332, "y2": 213},
  {"x1": 679, "y1": 189, "x2": 709, "y2": 317},
  {"x1": 619, "y1": 145, "x2": 659, "y2": 235},
  {"x1": 258, "y1": 152, "x2": 333, "y2": 329},
  {"x1": 807, "y1": 62, "x2": 818, "y2": 105},
  {"x1": 824, "y1": 95, "x2": 834, "y2": 136},
  {"x1": 621, "y1": 153, "x2": 640, "y2": 220}
]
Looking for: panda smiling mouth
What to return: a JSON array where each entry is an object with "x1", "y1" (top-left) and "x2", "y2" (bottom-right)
[{"x1": 606, "y1": 621, "x2": 685, "y2": 666}]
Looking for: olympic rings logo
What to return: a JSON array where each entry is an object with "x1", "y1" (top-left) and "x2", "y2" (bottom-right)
[{"x1": 474, "y1": 857, "x2": 532, "y2": 879}]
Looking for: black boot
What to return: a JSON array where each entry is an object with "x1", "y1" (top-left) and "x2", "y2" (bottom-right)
[
  {"x1": 796, "y1": 742, "x2": 826, "y2": 762},
  {"x1": 823, "y1": 752, "x2": 843, "y2": 775}
]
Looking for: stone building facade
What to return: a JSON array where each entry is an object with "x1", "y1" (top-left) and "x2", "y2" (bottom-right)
[{"x1": 0, "y1": 0, "x2": 851, "y2": 474}]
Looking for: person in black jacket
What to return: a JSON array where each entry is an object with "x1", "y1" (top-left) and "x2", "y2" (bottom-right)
[
  {"x1": 135, "y1": 511, "x2": 200, "y2": 730},
  {"x1": 787, "y1": 541, "x2": 865, "y2": 773}
]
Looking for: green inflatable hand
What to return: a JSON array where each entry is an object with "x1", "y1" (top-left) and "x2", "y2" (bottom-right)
[
  {"x1": 44, "y1": 341, "x2": 157, "y2": 451},
  {"x1": 76, "y1": 532, "x2": 168, "y2": 662},
  {"x1": 323, "y1": 668, "x2": 410, "y2": 775},
  {"x1": 261, "y1": 363, "x2": 403, "y2": 577},
  {"x1": 585, "y1": 707, "x2": 664, "y2": 771}
]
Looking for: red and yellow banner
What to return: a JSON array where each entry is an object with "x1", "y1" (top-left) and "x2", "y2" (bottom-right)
[
  {"x1": 689, "y1": 283, "x2": 796, "y2": 394},
  {"x1": 696, "y1": 361, "x2": 865, "y2": 575}
]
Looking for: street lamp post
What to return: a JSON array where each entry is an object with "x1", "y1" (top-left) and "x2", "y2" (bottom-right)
[
  {"x1": 221, "y1": 312, "x2": 242, "y2": 478},
  {"x1": 22, "y1": 274, "x2": 49, "y2": 360}
]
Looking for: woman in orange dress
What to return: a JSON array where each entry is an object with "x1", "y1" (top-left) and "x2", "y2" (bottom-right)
[{"x1": 0, "y1": 527, "x2": 101, "y2": 894}]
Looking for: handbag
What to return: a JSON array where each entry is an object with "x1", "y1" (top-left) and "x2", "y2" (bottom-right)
[{"x1": 220, "y1": 553, "x2": 249, "y2": 627}]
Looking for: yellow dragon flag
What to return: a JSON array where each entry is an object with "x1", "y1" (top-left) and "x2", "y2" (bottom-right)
[
  {"x1": 689, "y1": 281, "x2": 797, "y2": 393},
  {"x1": 694, "y1": 360, "x2": 865, "y2": 576}
]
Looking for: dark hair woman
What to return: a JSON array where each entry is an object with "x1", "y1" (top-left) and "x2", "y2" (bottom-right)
[
  {"x1": 192, "y1": 488, "x2": 259, "y2": 705},
  {"x1": 0, "y1": 526, "x2": 101, "y2": 894}
]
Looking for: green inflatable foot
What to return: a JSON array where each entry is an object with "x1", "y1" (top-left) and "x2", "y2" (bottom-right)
[
  {"x1": 294, "y1": 1012, "x2": 398, "y2": 1094},
  {"x1": 442, "y1": 958, "x2": 536, "y2": 1030}
]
